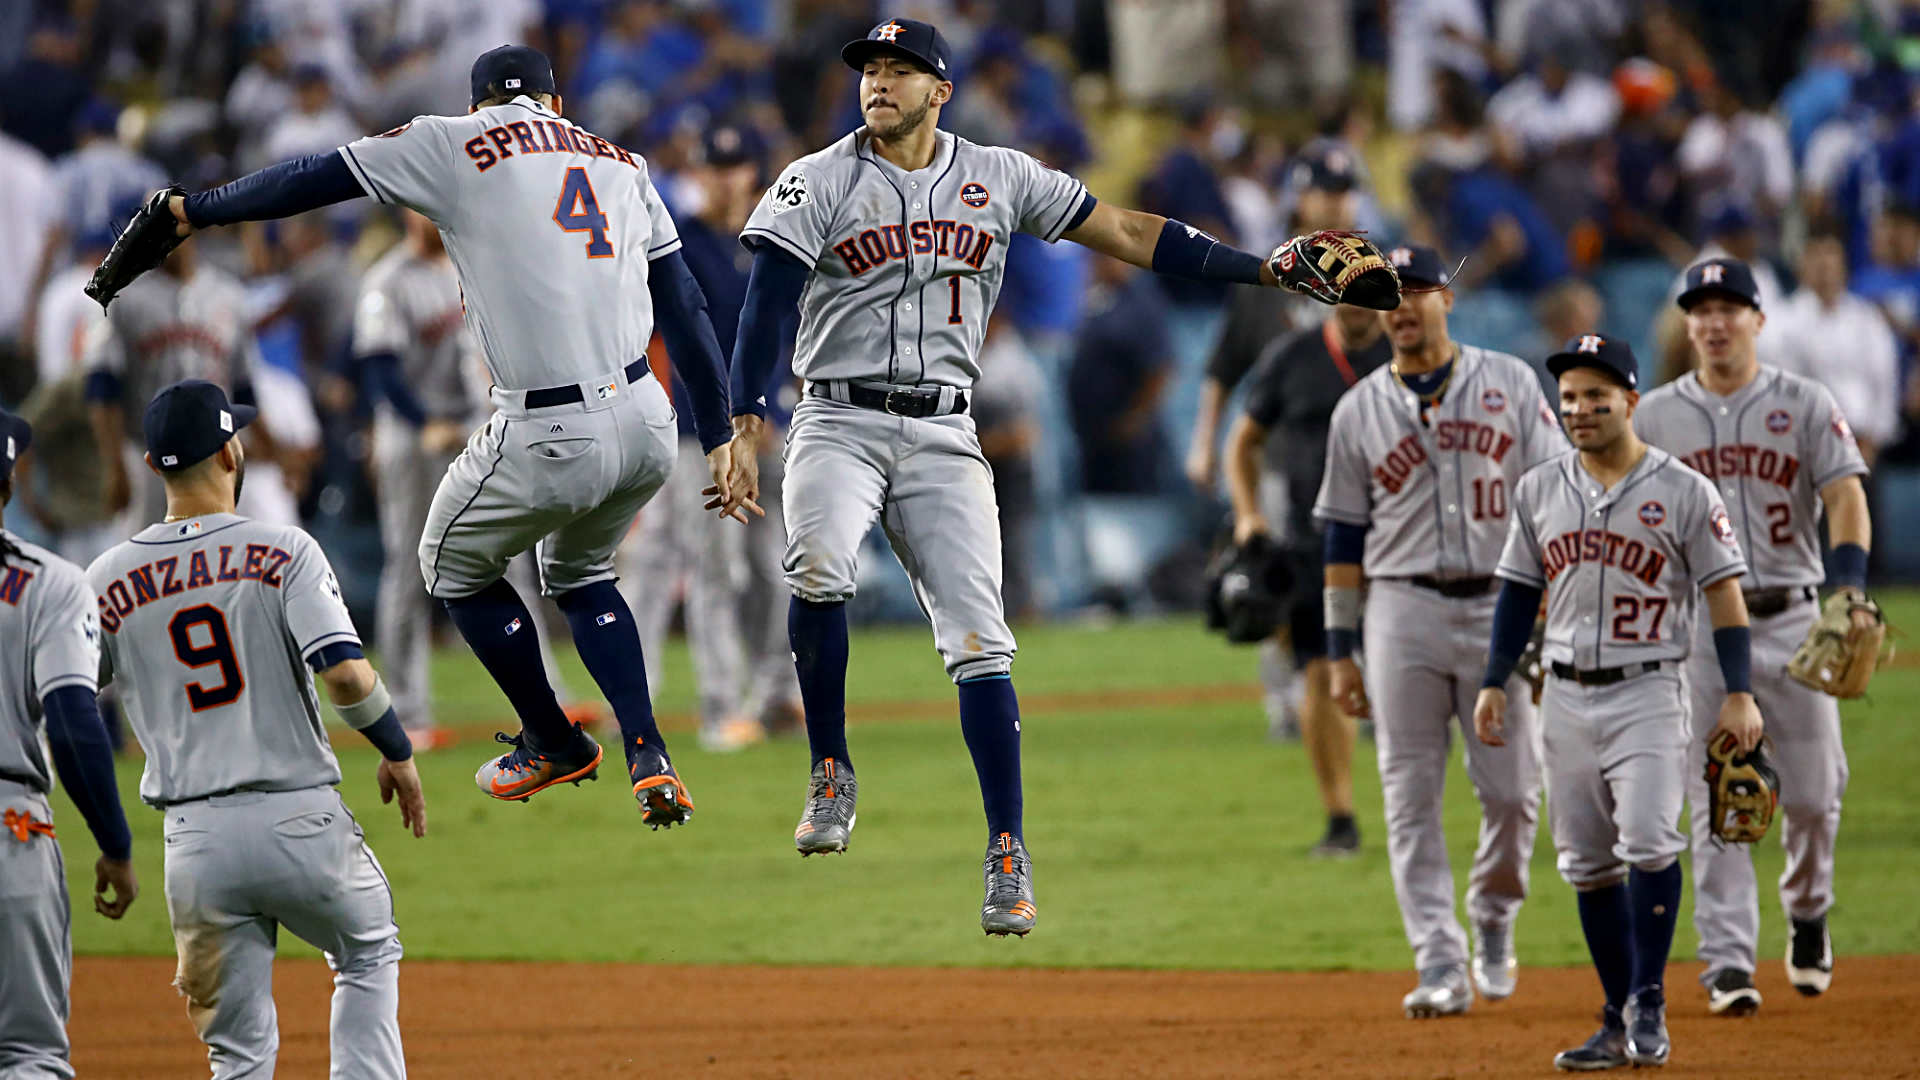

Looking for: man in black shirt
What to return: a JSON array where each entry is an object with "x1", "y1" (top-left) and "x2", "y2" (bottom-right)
[{"x1": 1224, "y1": 302, "x2": 1390, "y2": 855}]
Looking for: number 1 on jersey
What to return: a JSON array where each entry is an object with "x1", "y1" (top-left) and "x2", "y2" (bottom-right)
[
  {"x1": 554, "y1": 167, "x2": 614, "y2": 258},
  {"x1": 948, "y1": 276, "x2": 964, "y2": 325}
]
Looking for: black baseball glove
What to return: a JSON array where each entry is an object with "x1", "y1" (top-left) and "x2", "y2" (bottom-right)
[
  {"x1": 1204, "y1": 531, "x2": 1295, "y2": 644},
  {"x1": 1267, "y1": 230, "x2": 1402, "y2": 310},
  {"x1": 85, "y1": 185, "x2": 188, "y2": 311}
]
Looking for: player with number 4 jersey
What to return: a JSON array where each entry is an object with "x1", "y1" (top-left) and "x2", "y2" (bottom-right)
[{"x1": 116, "y1": 45, "x2": 745, "y2": 827}]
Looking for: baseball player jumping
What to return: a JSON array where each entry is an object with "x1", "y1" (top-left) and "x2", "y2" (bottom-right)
[
  {"x1": 0, "y1": 407, "x2": 137, "y2": 1079},
  {"x1": 91, "y1": 46, "x2": 742, "y2": 826},
  {"x1": 1314, "y1": 246, "x2": 1565, "y2": 1014},
  {"x1": 1475, "y1": 335, "x2": 1764, "y2": 1070},
  {"x1": 1636, "y1": 258, "x2": 1871, "y2": 1014},
  {"x1": 723, "y1": 18, "x2": 1354, "y2": 934},
  {"x1": 89, "y1": 380, "x2": 428, "y2": 1078}
]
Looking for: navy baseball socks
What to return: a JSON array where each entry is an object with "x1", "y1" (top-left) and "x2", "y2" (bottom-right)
[
  {"x1": 1576, "y1": 881, "x2": 1635, "y2": 1008},
  {"x1": 958, "y1": 674, "x2": 1023, "y2": 842},
  {"x1": 449, "y1": 579, "x2": 603, "y2": 801},
  {"x1": 556, "y1": 581, "x2": 692, "y2": 827},
  {"x1": 789, "y1": 597, "x2": 852, "y2": 770}
]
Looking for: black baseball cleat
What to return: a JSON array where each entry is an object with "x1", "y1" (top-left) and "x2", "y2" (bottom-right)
[
  {"x1": 1705, "y1": 967, "x2": 1761, "y2": 1016},
  {"x1": 1553, "y1": 1005, "x2": 1628, "y2": 1071},
  {"x1": 1310, "y1": 815, "x2": 1360, "y2": 859},
  {"x1": 1787, "y1": 915, "x2": 1834, "y2": 996}
]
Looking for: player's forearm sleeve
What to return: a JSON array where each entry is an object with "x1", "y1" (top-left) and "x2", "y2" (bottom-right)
[
  {"x1": 359, "y1": 352, "x2": 427, "y2": 427},
  {"x1": 1481, "y1": 580, "x2": 1543, "y2": 689},
  {"x1": 1829, "y1": 542, "x2": 1868, "y2": 589},
  {"x1": 647, "y1": 249, "x2": 733, "y2": 452},
  {"x1": 1151, "y1": 219, "x2": 1265, "y2": 285},
  {"x1": 1713, "y1": 625, "x2": 1753, "y2": 694},
  {"x1": 1323, "y1": 520, "x2": 1367, "y2": 565},
  {"x1": 41, "y1": 686, "x2": 132, "y2": 861},
  {"x1": 182, "y1": 150, "x2": 365, "y2": 228},
  {"x1": 731, "y1": 246, "x2": 810, "y2": 419}
]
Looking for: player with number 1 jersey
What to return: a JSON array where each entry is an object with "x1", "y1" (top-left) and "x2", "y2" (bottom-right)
[{"x1": 141, "y1": 45, "x2": 745, "y2": 826}]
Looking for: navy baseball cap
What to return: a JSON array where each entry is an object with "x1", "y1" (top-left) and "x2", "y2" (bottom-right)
[
  {"x1": 470, "y1": 44, "x2": 556, "y2": 107},
  {"x1": 0, "y1": 408, "x2": 29, "y2": 478},
  {"x1": 1292, "y1": 143, "x2": 1359, "y2": 193},
  {"x1": 144, "y1": 380, "x2": 255, "y2": 473},
  {"x1": 842, "y1": 19, "x2": 953, "y2": 81},
  {"x1": 1677, "y1": 257, "x2": 1761, "y2": 311},
  {"x1": 1385, "y1": 244, "x2": 1451, "y2": 288},
  {"x1": 1546, "y1": 334, "x2": 1638, "y2": 390}
]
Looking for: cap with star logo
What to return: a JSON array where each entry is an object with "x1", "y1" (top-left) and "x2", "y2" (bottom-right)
[
  {"x1": 843, "y1": 18, "x2": 953, "y2": 81},
  {"x1": 1676, "y1": 256, "x2": 1761, "y2": 312},
  {"x1": 144, "y1": 379, "x2": 256, "y2": 473},
  {"x1": 1384, "y1": 244, "x2": 1450, "y2": 289},
  {"x1": 1546, "y1": 333, "x2": 1639, "y2": 390}
]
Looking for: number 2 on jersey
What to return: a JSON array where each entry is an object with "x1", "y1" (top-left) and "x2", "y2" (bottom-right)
[
  {"x1": 554, "y1": 167, "x2": 614, "y2": 258},
  {"x1": 170, "y1": 604, "x2": 245, "y2": 711}
]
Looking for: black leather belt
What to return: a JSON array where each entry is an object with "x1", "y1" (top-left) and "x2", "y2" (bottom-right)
[
  {"x1": 522, "y1": 359, "x2": 650, "y2": 409},
  {"x1": 808, "y1": 380, "x2": 968, "y2": 418},
  {"x1": 1407, "y1": 575, "x2": 1496, "y2": 598},
  {"x1": 1744, "y1": 586, "x2": 1815, "y2": 619},
  {"x1": 0, "y1": 770, "x2": 46, "y2": 793},
  {"x1": 1550, "y1": 660, "x2": 1663, "y2": 686}
]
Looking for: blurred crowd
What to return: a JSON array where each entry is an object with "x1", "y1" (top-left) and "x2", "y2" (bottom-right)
[{"x1": 11, "y1": 0, "x2": 1920, "y2": 649}]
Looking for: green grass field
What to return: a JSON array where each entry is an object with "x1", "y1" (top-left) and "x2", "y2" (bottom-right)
[{"x1": 60, "y1": 596, "x2": 1920, "y2": 972}]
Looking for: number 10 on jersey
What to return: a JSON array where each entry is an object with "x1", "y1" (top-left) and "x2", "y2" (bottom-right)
[{"x1": 554, "y1": 167, "x2": 614, "y2": 258}]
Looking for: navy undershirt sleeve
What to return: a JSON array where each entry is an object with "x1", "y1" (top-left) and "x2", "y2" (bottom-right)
[
  {"x1": 42, "y1": 686, "x2": 132, "y2": 861},
  {"x1": 1323, "y1": 520, "x2": 1368, "y2": 565},
  {"x1": 1482, "y1": 580, "x2": 1543, "y2": 688},
  {"x1": 731, "y1": 245, "x2": 811, "y2": 419},
  {"x1": 308, "y1": 641, "x2": 365, "y2": 672},
  {"x1": 183, "y1": 151, "x2": 366, "y2": 227},
  {"x1": 647, "y1": 249, "x2": 733, "y2": 452},
  {"x1": 359, "y1": 352, "x2": 427, "y2": 427},
  {"x1": 1063, "y1": 193, "x2": 1097, "y2": 234}
]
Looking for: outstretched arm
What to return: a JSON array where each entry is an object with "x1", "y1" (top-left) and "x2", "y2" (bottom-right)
[
  {"x1": 169, "y1": 151, "x2": 367, "y2": 232},
  {"x1": 1062, "y1": 202, "x2": 1280, "y2": 287}
]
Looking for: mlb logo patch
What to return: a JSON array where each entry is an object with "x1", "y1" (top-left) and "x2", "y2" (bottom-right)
[
  {"x1": 1481, "y1": 388, "x2": 1507, "y2": 414},
  {"x1": 506, "y1": 78, "x2": 522, "y2": 89},
  {"x1": 596, "y1": 381, "x2": 618, "y2": 400},
  {"x1": 219, "y1": 410, "x2": 234, "y2": 433},
  {"x1": 177, "y1": 520, "x2": 203, "y2": 537},
  {"x1": 596, "y1": 612, "x2": 617, "y2": 626},
  {"x1": 960, "y1": 182, "x2": 990, "y2": 209},
  {"x1": 161, "y1": 455, "x2": 179, "y2": 467},
  {"x1": 505, "y1": 618, "x2": 523, "y2": 636},
  {"x1": 1638, "y1": 500, "x2": 1666, "y2": 527},
  {"x1": 1766, "y1": 409, "x2": 1792, "y2": 435}
]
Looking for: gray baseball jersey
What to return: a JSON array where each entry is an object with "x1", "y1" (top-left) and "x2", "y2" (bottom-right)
[
  {"x1": 85, "y1": 266, "x2": 259, "y2": 442},
  {"x1": 1314, "y1": 346, "x2": 1569, "y2": 576},
  {"x1": 742, "y1": 128, "x2": 1086, "y2": 389},
  {"x1": 1633, "y1": 367, "x2": 1867, "y2": 588},
  {"x1": 338, "y1": 96, "x2": 681, "y2": 392},
  {"x1": 89, "y1": 513, "x2": 357, "y2": 806},
  {"x1": 1497, "y1": 446, "x2": 1749, "y2": 669},
  {"x1": 354, "y1": 245, "x2": 479, "y2": 422},
  {"x1": 0, "y1": 536, "x2": 100, "y2": 790}
]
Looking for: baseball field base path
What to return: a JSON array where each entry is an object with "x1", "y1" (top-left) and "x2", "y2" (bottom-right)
[{"x1": 73, "y1": 955, "x2": 1917, "y2": 1078}]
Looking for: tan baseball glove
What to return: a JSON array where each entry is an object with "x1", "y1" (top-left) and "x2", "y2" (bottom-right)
[
  {"x1": 1267, "y1": 230, "x2": 1401, "y2": 310},
  {"x1": 1703, "y1": 731, "x2": 1779, "y2": 845},
  {"x1": 1786, "y1": 589, "x2": 1890, "y2": 699}
]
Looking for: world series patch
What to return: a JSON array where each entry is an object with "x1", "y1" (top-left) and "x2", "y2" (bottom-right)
[{"x1": 770, "y1": 168, "x2": 810, "y2": 216}]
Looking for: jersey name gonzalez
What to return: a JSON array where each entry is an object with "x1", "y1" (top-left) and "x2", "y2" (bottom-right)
[
  {"x1": 832, "y1": 220, "x2": 995, "y2": 275},
  {"x1": 464, "y1": 118, "x2": 637, "y2": 172},
  {"x1": 95, "y1": 543, "x2": 295, "y2": 633}
]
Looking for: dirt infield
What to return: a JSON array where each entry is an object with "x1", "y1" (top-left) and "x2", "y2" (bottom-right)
[{"x1": 72, "y1": 954, "x2": 1918, "y2": 1078}]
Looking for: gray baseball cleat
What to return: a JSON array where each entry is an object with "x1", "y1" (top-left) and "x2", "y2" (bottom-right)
[
  {"x1": 981, "y1": 832, "x2": 1036, "y2": 936},
  {"x1": 1625, "y1": 986, "x2": 1670, "y2": 1067},
  {"x1": 794, "y1": 757, "x2": 857, "y2": 855},
  {"x1": 1553, "y1": 1006, "x2": 1628, "y2": 1071},
  {"x1": 1472, "y1": 921, "x2": 1518, "y2": 1000},
  {"x1": 1786, "y1": 915, "x2": 1833, "y2": 996},
  {"x1": 1402, "y1": 964, "x2": 1473, "y2": 1018}
]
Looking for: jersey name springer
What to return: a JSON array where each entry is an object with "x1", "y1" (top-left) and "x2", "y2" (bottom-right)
[
  {"x1": 1673, "y1": 443, "x2": 1801, "y2": 490},
  {"x1": 96, "y1": 544, "x2": 293, "y2": 633},
  {"x1": 465, "y1": 119, "x2": 637, "y2": 173},
  {"x1": 832, "y1": 220, "x2": 995, "y2": 276}
]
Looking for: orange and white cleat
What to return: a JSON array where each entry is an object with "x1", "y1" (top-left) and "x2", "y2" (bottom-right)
[
  {"x1": 629, "y1": 739, "x2": 694, "y2": 830},
  {"x1": 474, "y1": 724, "x2": 602, "y2": 802}
]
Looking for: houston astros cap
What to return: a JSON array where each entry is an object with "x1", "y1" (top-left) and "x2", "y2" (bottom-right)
[
  {"x1": 1676, "y1": 257, "x2": 1761, "y2": 311},
  {"x1": 470, "y1": 44, "x2": 557, "y2": 107},
  {"x1": 1385, "y1": 244, "x2": 1451, "y2": 289},
  {"x1": 144, "y1": 380, "x2": 255, "y2": 473},
  {"x1": 843, "y1": 19, "x2": 953, "y2": 81},
  {"x1": 1546, "y1": 334, "x2": 1638, "y2": 390},
  {"x1": 0, "y1": 408, "x2": 29, "y2": 479}
]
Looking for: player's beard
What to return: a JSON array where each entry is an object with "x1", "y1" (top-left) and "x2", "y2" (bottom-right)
[{"x1": 871, "y1": 90, "x2": 933, "y2": 140}]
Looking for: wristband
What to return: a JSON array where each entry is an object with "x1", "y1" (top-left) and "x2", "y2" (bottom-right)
[
  {"x1": 336, "y1": 675, "x2": 395, "y2": 730},
  {"x1": 1713, "y1": 625, "x2": 1753, "y2": 695},
  {"x1": 1829, "y1": 543, "x2": 1868, "y2": 589}
]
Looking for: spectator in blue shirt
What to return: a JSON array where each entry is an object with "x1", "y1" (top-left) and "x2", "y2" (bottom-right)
[
  {"x1": 1139, "y1": 97, "x2": 1238, "y2": 306},
  {"x1": 1069, "y1": 257, "x2": 1176, "y2": 495}
]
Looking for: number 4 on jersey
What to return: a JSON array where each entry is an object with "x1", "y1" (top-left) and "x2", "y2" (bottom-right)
[{"x1": 554, "y1": 167, "x2": 614, "y2": 258}]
